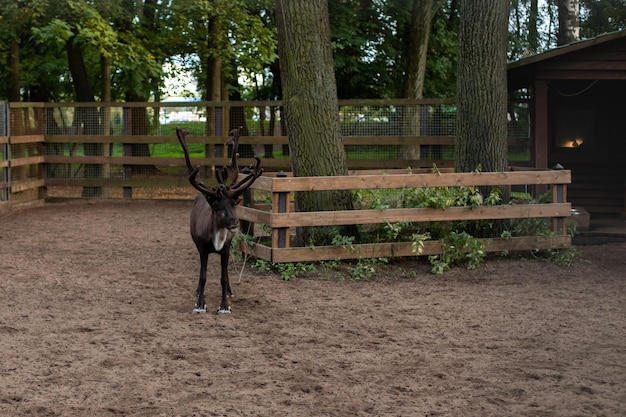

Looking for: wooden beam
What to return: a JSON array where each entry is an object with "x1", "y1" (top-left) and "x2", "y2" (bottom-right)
[
  {"x1": 533, "y1": 79, "x2": 549, "y2": 169},
  {"x1": 266, "y1": 203, "x2": 571, "y2": 228},
  {"x1": 262, "y1": 170, "x2": 571, "y2": 192},
  {"x1": 241, "y1": 235, "x2": 572, "y2": 263},
  {"x1": 9, "y1": 155, "x2": 45, "y2": 167},
  {"x1": 9, "y1": 135, "x2": 44, "y2": 144},
  {"x1": 10, "y1": 178, "x2": 45, "y2": 193}
]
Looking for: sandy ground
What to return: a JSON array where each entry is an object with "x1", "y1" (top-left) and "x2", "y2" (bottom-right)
[{"x1": 1, "y1": 200, "x2": 625, "y2": 417}]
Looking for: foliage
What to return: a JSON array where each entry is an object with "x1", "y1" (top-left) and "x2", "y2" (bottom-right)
[
  {"x1": 2, "y1": 0, "x2": 624, "y2": 102},
  {"x1": 580, "y1": 0, "x2": 626, "y2": 38},
  {"x1": 274, "y1": 262, "x2": 317, "y2": 281},
  {"x1": 428, "y1": 231, "x2": 485, "y2": 275}
]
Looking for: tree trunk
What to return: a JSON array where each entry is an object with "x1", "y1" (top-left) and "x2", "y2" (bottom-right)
[
  {"x1": 456, "y1": 0, "x2": 510, "y2": 238},
  {"x1": 67, "y1": 37, "x2": 104, "y2": 197},
  {"x1": 528, "y1": 0, "x2": 539, "y2": 52},
  {"x1": 7, "y1": 41, "x2": 20, "y2": 102},
  {"x1": 401, "y1": 0, "x2": 437, "y2": 160},
  {"x1": 205, "y1": 15, "x2": 223, "y2": 138},
  {"x1": 557, "y1": 0, "x2": 580, "y2": 46},
  {"x1": 6, "y1": 40, "x2": 28, "y2": 136},
  {"x1": 275, "y1": 0, "x2": 356, "y2": 246},
  {"x1": 455, "y1": 0, "x2": 509, "y2": 174}
]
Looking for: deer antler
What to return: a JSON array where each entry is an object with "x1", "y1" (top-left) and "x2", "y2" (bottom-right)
[
  {"x1": 176, "y1": 126, "x2": 218, "y2": 197},
  {"x1": 222, "y1": 156, "x2": 263, "y2": 200},
  {"x1": 177, "y1": 126, "x2": 262, "y2": 201},
  {"x1": 213, "y1": 127, "x2": 242, "y2": 187}
]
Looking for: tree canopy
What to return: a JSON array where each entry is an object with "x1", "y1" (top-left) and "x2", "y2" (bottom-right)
[{"x1": 2, "y1": 0, "x2": 623, "y2": 102}]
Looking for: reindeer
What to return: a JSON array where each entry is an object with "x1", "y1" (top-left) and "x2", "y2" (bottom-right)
[{"x1": 176, "y1": 127, "x2": 263, "y2": 313}]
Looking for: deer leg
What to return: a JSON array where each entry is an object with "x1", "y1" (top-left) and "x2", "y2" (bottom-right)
[
  {"x1": 193, "y1": 246, "x2": 209, "y2": 313},
  {"x1": 217, "y1": 249, "x2": 232, "y2": 314}
]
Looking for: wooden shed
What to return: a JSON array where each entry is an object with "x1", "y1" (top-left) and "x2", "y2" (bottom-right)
[{"x1": 508, "y1": 30, "x2": 626, "y2": 216}]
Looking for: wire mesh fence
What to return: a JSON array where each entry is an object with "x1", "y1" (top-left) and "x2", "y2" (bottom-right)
[{"x1": 2, "y1": 99, "x2": 531, "y2": 201}]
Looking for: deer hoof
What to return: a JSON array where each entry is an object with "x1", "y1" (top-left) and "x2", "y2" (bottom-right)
[
  {"x1": 217, "y1": 306, "x2": 232, "y2": 314},
  {"x1": 192, "y1": 305, "x2": 207, "y2": 313}
]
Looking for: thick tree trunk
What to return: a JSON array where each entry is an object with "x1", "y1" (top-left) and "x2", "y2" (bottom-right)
[
  {"x1": 275, "y1": 0, "x2": 355, "y2": 245},
  {"x1": 456, "y1": 0, "x2": 510, "y2": 236},
  {"x1": 455, "y1": 0, "x2": 509, "y2": 174}
]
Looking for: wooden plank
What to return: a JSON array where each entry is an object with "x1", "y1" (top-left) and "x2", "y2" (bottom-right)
[
  {"x1": 44, "y1": 134, "x2": 284, "y2": 145},
  {"x1": 537, "y1": 69, "x2": 626, "y2": 80},
  {"x1": 45, "y1": 155, "x2": 181, "y2": 166},
  {"x1": 338, "y1": 98, "x2": 455, "y2": 106},
  {"x1": 44, "y1": 178, "x2": 191, "y2": 188},
  {"x1": 243, "y1": 235, "x2": 572, "y2": 263},
  {"x1": 39, "y1": 98, "x2": 456, "y2": 110},
  {"x1": 534, "y1": 79, "x2": 549, "y2": 169},
  {"x1": 0, "y1": 160, "x2": 8, "y2": 168},
  {"x1": 44, "y1": 154, "x2": 291, "y2": 170},
  {"x1": 43, "y1": 134, "x2": 453, "y2": 146},
  {"x1": 238, "y1": 240, "x2": 273, "y2": 262},
  {"x1": 345, "y1": 159, "x2": 454, "y2": 170},
  {"x1": 348, "y1": 168, "x2": 455, "y2": 175},
  {"x1": 235, "y1": 205, "x2": 272, "y2": 224},
  {"x1": 247, "y1": 175, "x2": 275, "y2": 192},
  {"x1": 266, "y1": 203, "x2": 571, "y2": 228},
  {"x1": 9, "y1": 155, "x2": 45, "y2": 167},
  {"x1": 543, "y1": 60, "x2": 626, "y2": 71},
  {"x1": 8, "y1": 102, "x2": 45, "y2": 108},
  {"x1": 10, "y1": 178, "x2": 45, "y2": 193},
  {"x1": 45, "y1": 135, "x2": 175, "y2": 144},
  {"x1": 343, "y1": 136, "x2": 456, "y2": 145},
  {"x1": 482, "y1": 235, "x2": 571, "y2": 252},
  {"x1": 9, "y1": 135, "x2": 44, "y2": 144},
  {"x1": 265, "y1": 170, "x2": 571, "y2": 192},
  {"x1": 0, "y1": 136, "x2": 8, "y2": 144}
]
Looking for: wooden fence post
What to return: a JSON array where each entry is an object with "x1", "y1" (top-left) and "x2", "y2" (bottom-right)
[
  {"x1": 552, "y1": 182, "x2": 567, "y2": 235},
  {"x1": 122, "y1": 107, "x2": 132, "y2": 198},
  {"x1": 273, "y1": 170, "x2": 289, "y2": 249},
  {"x1": 241, "y1": 167, "x2": 253, "y2": 236},
  {"x1": 0, "y1": 102, "x2": 8, "y2": 202}
]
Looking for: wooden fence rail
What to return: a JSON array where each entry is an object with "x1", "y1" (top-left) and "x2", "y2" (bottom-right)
[{"x1": 237, "y1": 169, "x2": 572, "y2": 263}]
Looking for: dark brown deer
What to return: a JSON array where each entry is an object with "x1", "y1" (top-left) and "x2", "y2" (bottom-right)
[{"x1": 176, "y1": 126, "x2": 263, "y2": 313}]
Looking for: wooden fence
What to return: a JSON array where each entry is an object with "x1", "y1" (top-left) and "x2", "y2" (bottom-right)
[
  {"x1": 1, "y1": 100, "x2": 570, "y2": 261},
  {"x1": 1, "y1": 99, "x2": 533, "y2": 204},
  {"x1": 237, "y1": 169, "x2": 572, "y2": 263},
  {"x1": 0, "y1": 102, "x2": 45, "y2": 211}
]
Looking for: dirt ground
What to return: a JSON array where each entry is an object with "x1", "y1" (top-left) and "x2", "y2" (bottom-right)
[{"x1": 1, "y1": 200, "x2": 625, "y2": 417}]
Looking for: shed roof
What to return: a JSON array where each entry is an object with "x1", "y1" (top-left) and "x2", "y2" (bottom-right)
[
  {"x1": 508, "y1": 30, "x2": 626, "y2": 88},
  {"x1": 508, "y1": 30, "x2": 626, "y2": 69}
]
